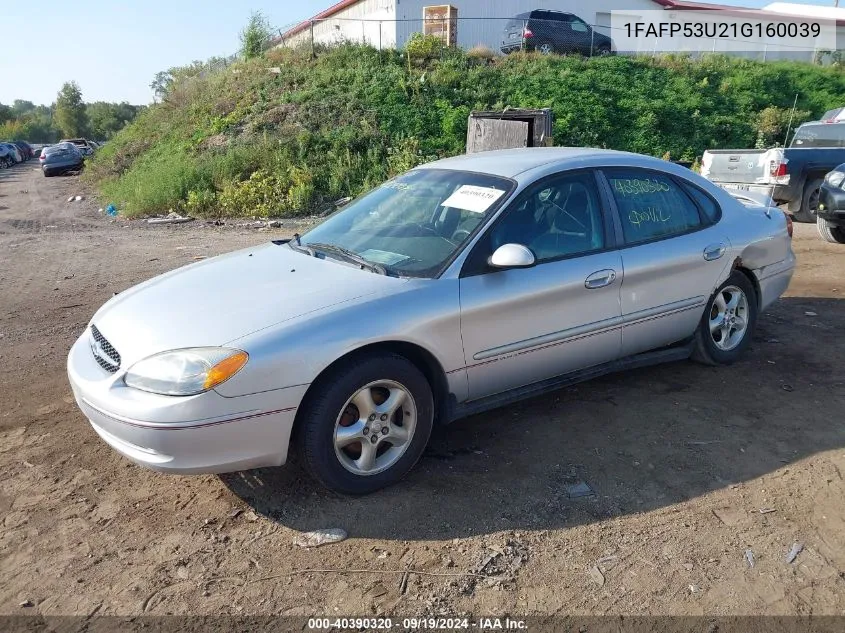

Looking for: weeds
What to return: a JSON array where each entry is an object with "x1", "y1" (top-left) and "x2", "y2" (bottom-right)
[{"x1": 84, "y1": 45, "x2": 845, "y2": 218}]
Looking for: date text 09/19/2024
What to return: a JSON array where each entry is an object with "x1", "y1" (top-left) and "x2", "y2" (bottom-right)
[{"x1": 307, "y1": 617, "x2": 528, "y2": 630}]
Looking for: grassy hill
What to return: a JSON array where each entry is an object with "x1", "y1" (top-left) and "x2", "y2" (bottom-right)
[{"x1": 84, "y1": 44, "x2": 845, "y2": 218}]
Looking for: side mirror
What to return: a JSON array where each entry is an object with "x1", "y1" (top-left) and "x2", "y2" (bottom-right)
[{"x1": 488, "y1": 243, "x2": 536, "y2": 269}]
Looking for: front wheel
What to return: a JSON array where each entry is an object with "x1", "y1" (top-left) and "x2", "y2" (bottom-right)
[
  {"x1": 692, "y1": 272, "x2": 758, "y2": 366},
  {"x1": 794, "y1": 178, "x2": 823, "y2": 223},
  {"x1": 295, "y1": 353, "x2": 434, "y2": 494},
  {"x1": 817, "y1": 216, "x2": 845, "y2": 244}
]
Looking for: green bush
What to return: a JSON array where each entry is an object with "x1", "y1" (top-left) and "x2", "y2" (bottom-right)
[
  {"x1": 185, "y1": 189, "x2": 218, "y2": 217},
  {"x1": 218, "y1": 169, "x2": 290, "y2": 217},
  {"x1": 405, "y1": 33, "x2": 444, "y2": 61},
  {"x1": 85, "y1": 44, "x2": 845, "y2": 218}
]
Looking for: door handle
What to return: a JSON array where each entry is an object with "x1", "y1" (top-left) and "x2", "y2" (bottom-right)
[
  {"x1": 585, "y1": 269, "x2": 617, "y2": 289},
  {"x1": 703, "y1": 243, "x2": 727, "y2": 261}
]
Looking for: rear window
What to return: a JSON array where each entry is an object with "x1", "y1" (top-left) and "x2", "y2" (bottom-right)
[
  {"x1": 506, "y1": 13, "x2": 531, "y2": 28},
  {"x1": 791, "y1": 124, "x2": 845, "y2": 148},
  {"x1": 681, "y1": 183, "x2": 721, "y2": 224}
]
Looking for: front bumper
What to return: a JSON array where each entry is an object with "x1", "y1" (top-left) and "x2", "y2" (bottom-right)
[
  {"x1": 818, "y1": 186, "x2": 845, "y2": 225},
  {"x1": 67, "y1": 329, "x2": 307, "y2": 474}
]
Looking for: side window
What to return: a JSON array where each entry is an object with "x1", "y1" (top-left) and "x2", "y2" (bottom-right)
[
  {"x1": 682, "y1": 183, "x2": 721, "y2": 224},
  {"x1": 570, "y1": 17, "x2": 590, "y2": 32},
  {"x1": 488, "y1": 172, "x2": 606, "y2": 263},
  {"x1": 604, "y1": 169, "x2": 703, "y2": 244}
]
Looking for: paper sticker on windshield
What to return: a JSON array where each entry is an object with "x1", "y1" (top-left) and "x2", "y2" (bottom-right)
[
  {"x1": 442, "y1": 185, "x2": 506, "y2": 213},
  {"x1": 359, "y1": 249, "x2": 409, "y2": 266}
]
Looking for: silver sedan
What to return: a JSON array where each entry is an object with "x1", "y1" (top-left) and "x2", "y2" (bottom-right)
[{"x1": 67, "y1": 148, "x2": 795, "y2": 494}]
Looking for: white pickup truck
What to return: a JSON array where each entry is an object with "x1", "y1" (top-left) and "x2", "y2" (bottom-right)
[{"x1": 701, "y1": 120, "x2": 845, "y2": 223}]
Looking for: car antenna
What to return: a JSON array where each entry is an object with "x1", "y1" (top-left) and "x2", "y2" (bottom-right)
[
  {"x1": 782, "y1": 93, "x2": 799, "y2": 149},
  {"x1": 766, "y1": 92, "x2": 799, "y2": 214}
]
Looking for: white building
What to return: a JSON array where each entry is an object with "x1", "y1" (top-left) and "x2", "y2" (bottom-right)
[{"x1": 278, "y1": 0, "x2": 844, "y2": 62}]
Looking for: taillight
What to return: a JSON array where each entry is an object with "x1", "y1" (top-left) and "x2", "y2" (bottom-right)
[
  {"x1": 523, "y1": 28, "x2": 533, "y2": 38},
  {"x1": 784, "y1": 211, "x2": 793, "y2": 238},
  {"x1": 770, "y1": 161, "x2": 788, "y2": 178}
]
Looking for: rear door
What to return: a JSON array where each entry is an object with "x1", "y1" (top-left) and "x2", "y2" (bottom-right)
[
  {"x1": 600, "y1": 168, "x2": 731, "y2": 357},
  {"x1": 459, "y1": 169, "x2": 623, "y2": 400},
  {"x1": 567, "y1": 16, "x2": 594, "y2": 54},
  {"x1": 503, "y1": 12, "x2": 530, "y2": 49}
]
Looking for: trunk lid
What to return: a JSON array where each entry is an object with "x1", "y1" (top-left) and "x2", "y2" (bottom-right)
[{"x1": 701, "y1": 148, "x2": 785, "y2": 186}]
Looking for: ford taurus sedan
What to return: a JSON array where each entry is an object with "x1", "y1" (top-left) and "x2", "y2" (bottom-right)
[{"x1": 68, "y1": 148, "x2": 795, "y2": 494}]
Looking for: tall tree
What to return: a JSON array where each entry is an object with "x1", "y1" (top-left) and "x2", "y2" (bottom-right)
[
  {"x1": 86, "y1": 101, "x2": 142, "y2": 139},
  {"x1": 239, "y1": 11, "x2": 272, "y2": 60},
  {"x1": 11, "y1": 100, "x2": 36, "y2": 117},
  {"x1": 54, "y1": 81, "x2": 89, "y2": 138}
]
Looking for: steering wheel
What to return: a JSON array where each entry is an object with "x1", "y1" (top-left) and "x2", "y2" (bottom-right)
[
  {"x1": 415, "y1": 222, "x2": 440, "y2": 237},
  {"x1": 450, "y1": 229, "x2": 472, "y2": 244}
]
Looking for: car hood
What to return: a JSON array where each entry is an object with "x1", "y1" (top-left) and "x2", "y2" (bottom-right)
[{"x1": 90, "y1": 242, "x2": 406, "y2": 367}]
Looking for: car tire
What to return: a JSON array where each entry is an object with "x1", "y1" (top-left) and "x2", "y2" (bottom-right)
[
  {"x1": 817, "y1": 216, "x2": 845, "y2": 244},
  {"x1": 692, "y1": 271, "x2": 758, "y2": 366},
  {"x1": 794, "y1": 177, "x2": 823, "y2": 223},
  {"x1": 596, "y1": 45, "x2": 611, "y2": 56},
  {"x1": 537, "y1": 42, "x2": 555, "y2": 55},
  {"x1": 295, "y1": 352, "x2": 434, "y2": 495},
  {"x1": 43, "y1": 169, "x2": 53, "y2": 177}
]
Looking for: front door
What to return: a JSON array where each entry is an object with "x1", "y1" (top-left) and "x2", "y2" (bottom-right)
[{"x1": 459, "y1": 170, "x2": 623, "y2": 401}]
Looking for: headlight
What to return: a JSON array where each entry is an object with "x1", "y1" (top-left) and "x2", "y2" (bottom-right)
[
  {"x1": 825, "y1": 170, "x2": 845, "y2": 189},
  {"x1": 124, "y1": 348, "x2": 248, "y2": 396}
]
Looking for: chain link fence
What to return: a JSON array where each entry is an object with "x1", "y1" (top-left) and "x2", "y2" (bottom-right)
[{"x1": 275, "y1": 16, "x2": 840, "y2": 64}]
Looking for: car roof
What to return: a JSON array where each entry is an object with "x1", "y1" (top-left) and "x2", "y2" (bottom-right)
[{"x1": 415, "y1": 147, "x2": 647, "y2": 178}]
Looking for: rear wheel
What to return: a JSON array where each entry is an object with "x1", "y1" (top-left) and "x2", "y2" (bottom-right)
[
  {"x1": 794, "y1": 177, "x2": 823, "y2": 223},
  {"x1": 537, "y1": 42, "x2": 555, "y2": 55},
  {"x1": 692, "y1": 272, "x2": 758, "y2": 366},
  {"x1": 295, "y1": 353, "x2": 434, "y2": 494},
  {"x1": 817, "y1": 216, "x2": 845, "y2": 244}
]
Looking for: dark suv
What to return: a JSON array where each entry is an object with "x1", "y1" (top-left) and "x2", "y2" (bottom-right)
[
  {"x1": 818, "y1": 163, "x2": 845, "y2": 244},
  {"x1": 501, "y1": 10, "x2": 614, "y2": 56}
]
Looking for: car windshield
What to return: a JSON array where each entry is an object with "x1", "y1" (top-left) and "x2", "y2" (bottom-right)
[{"x1": 298, "y1": 168, "x2": 514, "y2": 278}]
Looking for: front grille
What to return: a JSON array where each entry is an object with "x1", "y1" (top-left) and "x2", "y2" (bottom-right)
[{"x1": 90, "y1": 324, "x2": 121, "y2": 373}]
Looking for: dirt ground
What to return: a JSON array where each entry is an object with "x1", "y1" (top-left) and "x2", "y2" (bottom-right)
[{"x1": 1, "y1": 161, "x2": 844, "y2": 618}]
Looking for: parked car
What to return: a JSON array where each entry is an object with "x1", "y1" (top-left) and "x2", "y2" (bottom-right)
[
  {"x1": 0, "y1": 143, "x2": 17, "y2": 168},
  {"x1": 821, "y1": 107, "x2": 845, "y2": 123},
  {"x1": 0, "y1": 142, "x2": 23, "y2": 164},
  {"x1": 68, "y1": 148, "x2": 795, "y2": 494},
  {"x1": 41, "y1": 142, "x2": 84, "y2": 176},
  {"x1": 12, "y1": 140, "x2": 33, "y2": 161},
  {"x1": 701, "y1": 121, "x2": 845, "y2": 223},
  {"x1": 817, "y1": 163, "x2": 845, "y2": 243},
  {"x1": 501, "y1": 10, "x2": 614, "y2": 56},
  {"x1": 59, "y1": 138, "x2": 97, "y2": 156}
]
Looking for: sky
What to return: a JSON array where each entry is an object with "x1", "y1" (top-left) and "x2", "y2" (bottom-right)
[{"x1": 0, "y1": 0, "x2": 835, "y2": 106}]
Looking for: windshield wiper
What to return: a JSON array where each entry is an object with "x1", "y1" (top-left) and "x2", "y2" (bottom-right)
[{"x1": 306, "y1": 242, "x2": 388, "y2": 275}]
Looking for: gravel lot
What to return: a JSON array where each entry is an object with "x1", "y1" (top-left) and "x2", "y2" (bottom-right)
[{"x1": 1, "y1": 162, "x2": 844, "y2": 617}]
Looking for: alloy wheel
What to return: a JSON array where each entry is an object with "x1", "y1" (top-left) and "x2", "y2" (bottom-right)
[
  {"x1": 709, "y1": 285, "x2": 750, "y2": 351},
  {"x1": 333, "y1": 380, "x2": 417, "y2": 476}
]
